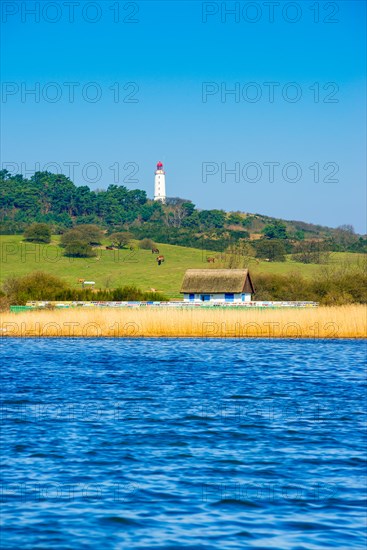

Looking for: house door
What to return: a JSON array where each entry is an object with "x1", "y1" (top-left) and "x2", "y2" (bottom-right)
[{"x1": 225, "y1": 293, "x2": 234, "y2": 302}]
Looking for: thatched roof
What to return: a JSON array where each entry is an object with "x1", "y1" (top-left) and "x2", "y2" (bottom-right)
[{"x1": 180, "y1": 269, "x2": 255, "y2": 294}]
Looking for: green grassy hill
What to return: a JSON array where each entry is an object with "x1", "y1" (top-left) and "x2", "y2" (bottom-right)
[{"x1": 0, "y1": 236, "x2": 365, "y2": 298}]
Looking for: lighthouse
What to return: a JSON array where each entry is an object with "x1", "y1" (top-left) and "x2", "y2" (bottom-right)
[{"x1": 154, "y1": 161, "x2": 166, "y2": 203}]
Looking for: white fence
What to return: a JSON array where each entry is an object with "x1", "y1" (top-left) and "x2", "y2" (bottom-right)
[{"x1": 25, "y1": 301, "x2": 319, "y2": 309}]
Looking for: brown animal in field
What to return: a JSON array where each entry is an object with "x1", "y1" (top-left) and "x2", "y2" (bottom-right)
[
  {"x1": 152, "y1": 248, "x2": 160, "y2": 254},
  {"x1": 106, "y1": 246, "x2": 114, "y2": 250},
  {"x1": 156, "y1": 255, "x2": 165, "y2": 266},
  {"x1": 78, "y1": 279, "x2": 85, "y2": 283},
  {"x1": 206, "y1": 257, "x2": 216, "y2": 263}
]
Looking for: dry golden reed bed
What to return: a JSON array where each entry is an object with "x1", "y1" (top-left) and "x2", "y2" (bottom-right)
[{"x1": 0, "y1": 305, "x2": 366, "y2": 338}]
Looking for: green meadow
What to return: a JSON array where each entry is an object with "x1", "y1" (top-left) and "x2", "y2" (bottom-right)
[{"x1": 0, "y1": 235, "x2": 364, "y2": 298}]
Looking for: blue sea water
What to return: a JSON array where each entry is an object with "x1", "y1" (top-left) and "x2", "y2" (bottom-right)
[{"x1": 0, "y1": 338, "x2": 366, "y2": 549}]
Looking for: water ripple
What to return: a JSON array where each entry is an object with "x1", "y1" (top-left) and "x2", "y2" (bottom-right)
[{"x1": 1, "y1": 338, "x2": 366, "y2": 549}]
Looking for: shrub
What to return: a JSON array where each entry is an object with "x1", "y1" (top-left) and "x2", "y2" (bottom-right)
[
  {"x1": 3, "y1": 272, "x2": 68, "y2": 305},
  {"x1": 24, "y1": 223, "x2": 51, "y2": 243},
  {"x1": 252, "y1": 267, "x2": 367, "y2": 304},
  {"x1": 60, "y1": 225, "x2": 103, "y2": 248},
  {"x1": 110, "y1": 285, "x2": 167, "y2": 301},
  {"x1": 110, "y1": 232, "x2": 132, "y2": 248},
  {"x1": 2, "y1": 273, "x2": 168, "y2": 304},
  {"x1": 64, "y1": 242, "x2": 96, "y2": 257},
  {"x1": 0, "y1": 289, "x2": 10, "y2": 312},
  {"x1": 60, "y1": 229, "x2": 85, "y2": 247},
  {"x1": 253, "y1": 273, "x2": 312, "y2": 301},
  {"x1": 75, "y1": 224, "x2": 103, "y2": 245},
  {"x1": 139, "y1": 238, "x2": 155, "y2": 250},
  {"x1": 292, "y1": 241, "x2": 330, "y2": 264}
]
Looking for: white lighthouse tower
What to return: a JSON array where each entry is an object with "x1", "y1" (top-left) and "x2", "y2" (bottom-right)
[{"x1": 154, "y1": 161, "x2": 166, "y2": 203}]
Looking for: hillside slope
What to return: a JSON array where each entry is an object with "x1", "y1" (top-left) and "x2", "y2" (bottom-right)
[{"x1": 1, "y1": 236, "x2": 364, "y2": 298}]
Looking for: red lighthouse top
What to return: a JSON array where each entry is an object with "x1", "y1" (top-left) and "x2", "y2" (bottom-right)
[{"x1": 157, "y1": 161, "x2": 163, "y2": 169}]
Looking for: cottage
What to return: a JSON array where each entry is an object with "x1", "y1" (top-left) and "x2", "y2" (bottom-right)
[{"x1": 181, "y1": 269, "x2": 255, "y2": 303}]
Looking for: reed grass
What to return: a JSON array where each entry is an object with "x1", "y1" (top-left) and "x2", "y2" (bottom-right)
[{"x1": 0, "y1": 305, "x2": 366, "y2": 338}]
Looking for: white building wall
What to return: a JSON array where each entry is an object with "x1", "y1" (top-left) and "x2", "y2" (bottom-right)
[
  {"x1": 183, "y1": 293, "x2": 252, "y2": 303},
  {"x1": 154, "y1": 170, "x2": 166, "y2": 202}
]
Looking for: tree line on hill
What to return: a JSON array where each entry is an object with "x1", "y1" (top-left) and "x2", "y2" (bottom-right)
[
  {"x1": 1, "y1": 170, "x2": 366, "y2": 257},
  {"x1": 23, "y1": 221, "x2": 157, "y2": 258},
  {"x1": 21, "y1": 220, "x2": 337, "y2": 264}
]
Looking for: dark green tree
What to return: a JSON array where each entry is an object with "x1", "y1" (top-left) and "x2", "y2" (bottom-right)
[
  {"x1": 199, "y1": 209, "x2": 226, "y2": 229},
  {"x1": 227, "y1": 213, "x2": 243, "y2": 226},
  {"x1": 182, "y1": 201, "x2": 195, "y2": 217},
  {"x1": 242, "y1": 217, "x2": 253, "y2": 228},
  {"x1": 262, "y1": 220, "x2": 288, "y2": 240}
]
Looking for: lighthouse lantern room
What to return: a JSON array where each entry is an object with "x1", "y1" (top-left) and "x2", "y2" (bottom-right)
[{"x1": 154, "y1": 161, "x2": 166, "y2": 203}]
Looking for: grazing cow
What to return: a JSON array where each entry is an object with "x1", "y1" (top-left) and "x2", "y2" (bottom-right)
[
  {"x1": 106, "y1": 246, "x2": 114, "y2": 250},
  {"x1": 206, "y1": 257, "x2": 216, "y2": 263},
  {"x1": 152, "y1": 248, "x2": 160, "y2": 254},
  {"x1": 156, "y1": 255, "x2": 165, "y2": 266}
]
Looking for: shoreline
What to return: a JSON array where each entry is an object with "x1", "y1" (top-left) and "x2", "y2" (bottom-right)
[{"x1": 1, "y1": 305, "x2": 366, "y2": 339}]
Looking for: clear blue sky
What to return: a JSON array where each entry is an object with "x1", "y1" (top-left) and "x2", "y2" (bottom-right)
[{"x1": 1, "y1": 1, "x2": 366, "y2": 233}]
